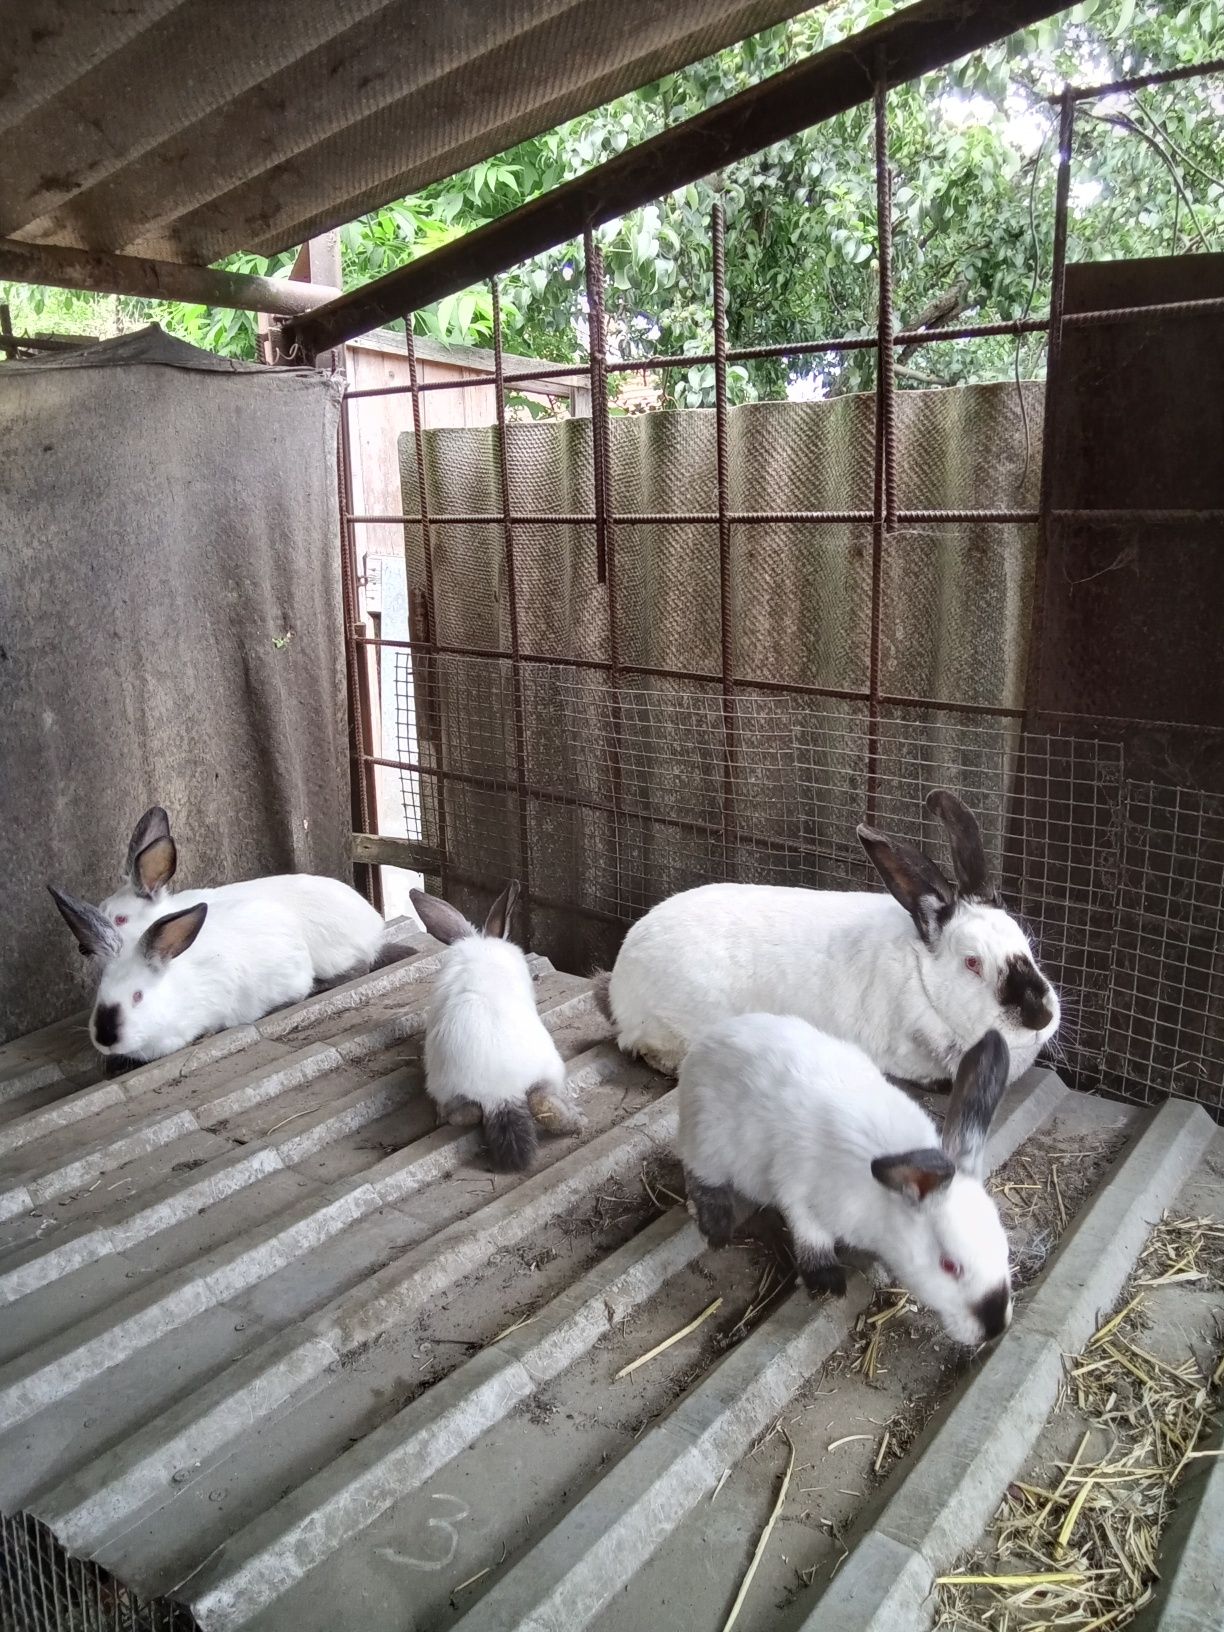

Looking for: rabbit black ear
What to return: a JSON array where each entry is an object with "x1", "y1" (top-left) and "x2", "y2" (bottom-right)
[
  {"x1": 857, "y1": 825, "x2": 956, "y2": 947},
  {"x1": 133, "y1": 835, "x2": 177, "y2": 898},
  {"x1": 483, "y1": 880, "x2": 521, "y2": 940},
  {"x1": 48, "y1": 886, "x2": 122, "y2": 959},
  {"x1": 871, "y1": 1148, "x2": 955, "y2": 1204},
  {"x1": 125, "y1": 806, "x2": 171, "y2": 880},
  {"x1": 942, "y1": 1029, "x2": 1010, "y2": 1179},
  {"x1": 926, "y1": 789, "x2": 996, "y2": 903},
  {"x1": 139, "y1": 902, "x2": 207, "y2": 966},
  {"x1": 409, "y1": 888, "x2": 475, "y2": 946}
]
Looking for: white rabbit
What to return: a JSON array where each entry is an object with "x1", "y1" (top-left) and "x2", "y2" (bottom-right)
[
  {"x1": 48, "y1": 888, "x2": 316, "y2": 1064},
  {"x1": 86, "y1": 805, "x2": 385, "y2": 984},
  {"x1": 600, "y1": 789, "x2": 1059, "y2": 1086},
  {"x1": 409, "y1": 882, "x2": 580, "y2": 1173},
  {"x1": 678, "y1": 1017, "x2": 1013, "y2": 1347}
]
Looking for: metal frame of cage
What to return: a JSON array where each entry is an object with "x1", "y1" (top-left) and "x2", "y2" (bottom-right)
[{"x1": 321, "y1": 50, "x2": 1224, "y2": 1107}]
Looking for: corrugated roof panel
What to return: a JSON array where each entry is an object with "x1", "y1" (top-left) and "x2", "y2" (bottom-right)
[
  {"x1": 5, "y1": 915, "x2": 1219, "y2": 1631},
  {"x1": 1, "y1": 0, "x2": 818, "y2": 264}
]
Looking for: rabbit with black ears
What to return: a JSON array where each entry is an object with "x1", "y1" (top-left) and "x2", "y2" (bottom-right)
[
  {"x1": 79, "y1": 804, "x2": 385, "y2": 982},
  {"x1": 410, "y1": 882, "x2": 582, "y2": 1173},
  {"x1": 679, "y1": 1018, "x2": 1013, "y2": 1347},
  {"x1": 601, "y1": 789, "x2": 1058, "y2": 1086},
  {"x1": 48, "y1": 889, "x2": 317, "y2": 1065}
]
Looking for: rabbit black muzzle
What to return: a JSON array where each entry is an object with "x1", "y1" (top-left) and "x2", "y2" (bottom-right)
[
  {"x1": 972, "y1": 1283, "x2": 1012, "y2": 1342},
  {"x1": 92, "y1": 1003, "x2": 122, "y2": 1050},
  {"x1": 999, "y1": 954, "x2": 1054, "y2": 1032}
]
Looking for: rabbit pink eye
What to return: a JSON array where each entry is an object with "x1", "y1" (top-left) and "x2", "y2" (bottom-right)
[
  {"x1": 941, "y1": 1256, "x2": 962, "y2": 1279},
  {"x1": 131, "y1": 990, "x2": 143, "y2": 1006},
  {"x1": 964, "y1": 956, "x2": 982, "y2": 977},
  {"x1": 114, "y1": 914, "x2": 128, "y2": 926}
]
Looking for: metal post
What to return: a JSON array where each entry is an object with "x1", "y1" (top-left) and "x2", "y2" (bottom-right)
[
  {"x1": 711, "y1": 202, "x2": 739, "y2": 860},
  {"x1": 867, "y1": 77, "x2": 896, "y2": 826},
  {"x1": 491, "y1": 278, "x2": 533, "y2": 938},
  {"x1": 404, "y1": 321, "x2": 449, "y2": 895},
  {"x1": 338, "y1": 398, "x2": 382, "y2": 913},
  {"x1": 1024, "y1": 85, "x2": 1077, "y2": 722},
  {"x1": 584, "y1": 231, "x2": 627, "y2": 877}
]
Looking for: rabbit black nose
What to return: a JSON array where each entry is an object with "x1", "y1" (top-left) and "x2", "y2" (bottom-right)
[
  {"x1": 93, "y1": 1003, "x2": 121, "y2": 1049},
  {"x1": 972, "y1": 1284, "x2": 1011, "y2": 1341},
  {"x1": 1000, "y1": 955, "x2": 1054, "y2": 1031}
]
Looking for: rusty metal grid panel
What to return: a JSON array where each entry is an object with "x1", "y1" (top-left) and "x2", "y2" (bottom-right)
[{"x1": 334, "y1": 57, "x2": 1224, "y2": 1115}]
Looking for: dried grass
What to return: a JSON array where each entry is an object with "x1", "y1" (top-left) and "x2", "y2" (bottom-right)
[{"x1": 935, "y1": 1213, "x2": 1224, "y2": 1630}]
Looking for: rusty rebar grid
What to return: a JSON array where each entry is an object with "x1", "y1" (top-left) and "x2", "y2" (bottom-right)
[{"x1": 491, "y1": 276, "x2": 534, "y2": 937}]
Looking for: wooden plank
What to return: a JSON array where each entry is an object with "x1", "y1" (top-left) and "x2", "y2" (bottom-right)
[{"x1": 351, "y1": 832, "x2": 444, "y2": 871}]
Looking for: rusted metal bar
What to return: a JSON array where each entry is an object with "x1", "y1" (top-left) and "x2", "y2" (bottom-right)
[
  {"x1": 0, "y1": 237, "x2": 339, "y2": 315},
  {"x1": 583, "y1": 230, "x2": 627, "y2": 861},
  {"x1": 344, "y1": 507, "x2": 1041, "y2": 526},
  {"x1": 866, "y1": 78, "x2": 894, "y2": 826},
  {"x1": 1024, "y1": 85, "x2": 1077, "y2": 723},
  {"x1": 337, "y1": 396, "x2": 381, "y2": 911},
  {"x1": 1059, "y1": 56, "x2": 1224, "y2": 102},
  {"x1": 341, "y1": 317, "x2": 1054, "y2": 404},
  {"x1": 347, "y1": 637, "x2": 1033, "y2": 718},
  {"x1": 1050, "y1": 508, "x2": 1224, "y2": 525},
  {"x1": 357, "y1": 749, "x2": 812, "y2": 861},
  {"x1": 1061, "y1": 294, "x2": 1224, "y2": 327},
  {"x1": 584, "y1": 231, "x2": 613, "y2": 589},
  {"x1": 284, "y1": 0, "x2": 1077, "y2": 357},
  {"x1": 491, "y1": 278, "x2": 533, "y2": 936},
  {"x1": 400, "y1": 323, "x2": 449, "y2": 894},
  {"x1": 345, "y1": 364, "x2": 590, "y2": 400},
  {"x1": 309, "y1": 233, "x2": 382, "y2": 914},
  {"x1": 711, "y1": 202, "x2": 738, "y2": 857}
]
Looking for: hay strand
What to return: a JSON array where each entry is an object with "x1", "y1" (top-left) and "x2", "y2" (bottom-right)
[
  {"x1": 614, "y1": 1296, "x2": 722, "y2": 1379},
  {"x1": 720, "y1": 1431, "x2": 795, "y2": 1632}
]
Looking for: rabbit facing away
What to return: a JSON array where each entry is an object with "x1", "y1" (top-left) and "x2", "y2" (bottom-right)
[
  {"x1": 602, "y1": 789, "x2": 1059, "y2": 1087},
  {"x1": 86, "y1": 805, "x2": 385, "y2": 984},
  {"x1": 678, "y1": 1018, "x2": 1013, "y2": 1347},
  {"x1": 410, "y1": 883, "x2": 582, "y2": 1173},
  {"x1": 48, "y1": 888, "x2": 316, "y2": 1064}
]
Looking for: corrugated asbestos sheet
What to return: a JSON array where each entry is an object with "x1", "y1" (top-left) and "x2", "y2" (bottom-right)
[
  {"x1": 0, "y1": 0, "x2": 818, "y2": 264},
  {"x1": 3, "y1": 919, "x2": 1223, "y2": 1630}
]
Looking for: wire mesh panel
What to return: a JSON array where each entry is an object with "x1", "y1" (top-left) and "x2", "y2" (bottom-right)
[
  {"x1": 0, "y1": 1513, "x2": 200, "y2": 1632},
  {"x1": 381, "y1": 651, "x2": 1224, "y2": 1107}
]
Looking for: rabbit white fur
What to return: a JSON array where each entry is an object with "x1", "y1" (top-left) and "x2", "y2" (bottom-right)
[
  {"x1": 92, "y1": 805, "x2": 385, "y2": 982},
  {"x1": 410, "y1": 883, "x2": 580, "y2": 1173},
  {"x1": 678, "y1": 1016, "x2": 1013, "y2": 1346},
  {"x1": 604, "y1": 789, "x2": 1059, "y2": 1085},
  {"x1": 48, "y1": 888, "x2": 316, "y2": 1063}
]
